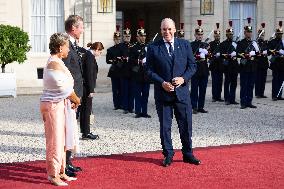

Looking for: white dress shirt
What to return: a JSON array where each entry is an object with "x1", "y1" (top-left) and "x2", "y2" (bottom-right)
[{"x1": 163, "y1": 38, "x2": 175, "y2": 56}]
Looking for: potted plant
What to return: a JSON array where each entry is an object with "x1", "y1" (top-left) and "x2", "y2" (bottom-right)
[{"x1": 0, "y1": 24, "x2": 31, "y2": 97}]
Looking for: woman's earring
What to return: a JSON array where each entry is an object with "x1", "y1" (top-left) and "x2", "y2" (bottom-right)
[{"x1": 60, "y1": 49, "x2": 62, "y2": 52}]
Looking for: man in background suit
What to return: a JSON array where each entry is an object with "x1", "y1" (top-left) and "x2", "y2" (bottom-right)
[
  {"x1": 146, "y1": 18, "x2": 201, "y2": 167},
  {"x1": 62, "y1": 15, "x2": 84, "y2": 177},
  {"x1": 79, "y1": 45, "x2": 99, "y2": 140}
]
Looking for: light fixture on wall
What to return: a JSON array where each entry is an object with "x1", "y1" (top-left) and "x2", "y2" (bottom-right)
[
  {"x1": 200, "y1": 0, "x2": 214, "y2": 15},
  {"x1": 98, "y1": 0, "x2": 113, "y2": 13}
]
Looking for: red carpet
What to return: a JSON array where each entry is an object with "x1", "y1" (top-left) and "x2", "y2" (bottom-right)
[{"x1": 0, "y1": 140, "x2": 283, "y2": 189}]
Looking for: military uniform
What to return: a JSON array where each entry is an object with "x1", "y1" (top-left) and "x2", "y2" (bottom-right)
[
  {"x1": 177, "y1": 23, "x2": 185, "y2": 39},
  {"x1": 219, "y1": 21, "x2": 239, "y2": 105},
  {"x1": 129, "y1": 21, "x2": 151, "y2": 118},
  {"x1": 208, "y1": 23, "x2": 224, "y2": 102},
  {"x1": 268, "y1": 21, "x2": 284, "y2": 100},
  {"x1": 255, "y1": 23, "x2": 269, "y2": 98},
  {"x1": 106, "y1": 26, "x2": 123, "y2": 109},
  {"x1": 190, "y1": 20, "x2": 209, "y2": 113},
  {"x1": 236, "y1": 18, "x2": 258, "y2": 109},
  {"x1": 120, "y1": 22, "x2": 135, "y2": 113}
]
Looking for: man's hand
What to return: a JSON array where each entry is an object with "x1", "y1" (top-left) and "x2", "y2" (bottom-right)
[
  {"x1": 172, "y1": 77, "x2": 185, "y2": 88},
  {"x1": 162, "y1": 81, "x2": 175, "y2": 92},
  {"x1": 88, "y1": 92, "x2": 95, "y2": 98}
]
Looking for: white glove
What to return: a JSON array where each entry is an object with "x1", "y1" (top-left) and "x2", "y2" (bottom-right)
[
  {"x1": 142, "y1": 57, "x2": 146, "y2": 64},
  {"x1": 199, "y1": 48, "x2": 208, "y2": 55},
  {"x1": 88, "y1": 93, "x2": 95, "y2": 98},
  {"x1": 262, "y1": 50, "x2": 267, "y2": 55},
  {"x1": 200, "y1": 53, "x2": 205, "y2": 59},
  {"x1": 230, "y1": 51, "x2": 236, "y2": 57},
  {"x1": 216, "y1": 53, "x2": 220, "y2": 57},
  {"x1": 279, "y1": 49, "x2": 284, "y2": 55},
  {"x1": 249, "y1": 51, "x2": 256, "y2": 56}
]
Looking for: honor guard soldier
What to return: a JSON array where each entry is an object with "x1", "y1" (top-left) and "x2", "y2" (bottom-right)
[
  {"x1": 106, "y1": 25, "x2": 123, "y2": 110},
  {"x1": 129, "y1": 19, "x2": 151, "y2": 118},
  {"x1": 219, "y1": 21, "x2": 239, "y2": 105},
  {"x1": 190, "y1": 20, "x2": 209, "y2": 114},
  {"x1": 120, "y1": 21, "x2": 135, "y2": 113},
  {"x1": 268, "y1": 21, "x2": 284, "y2": 100},
  {"x1": 236, "y1": 17, "x2": 259, "y2": 109},
  {"x1": 177, "y1": 23, "x2": 185, "y2": 39},
  {"x1": 255, "y1": 23, "x2": 269, "y2": 98},
  {"x1": 208, "y1": 23, "x2": 224, "y2": 102}
]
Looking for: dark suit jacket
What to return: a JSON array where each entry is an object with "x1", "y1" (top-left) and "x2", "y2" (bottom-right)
[
  {"x1": 62, "y1": 41, "x2": 84, "y2": 97},
  {"x1": 146, "y1": 38, "x2": 197, "y2": 102},
  {"x1": 80, "y1": 49, "x2": 98, "y2": 94}
]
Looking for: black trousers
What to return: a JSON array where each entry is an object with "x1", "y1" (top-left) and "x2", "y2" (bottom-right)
[{"x1": 80, "y1": 88, "x2": 93, "y2": 136}]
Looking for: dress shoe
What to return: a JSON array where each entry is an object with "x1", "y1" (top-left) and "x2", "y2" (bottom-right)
[
  {"x1": 65, "y1": 168, "x2": 76, "y2": 177},
  {"x1": 67, "y1": 164, "x2": 82, "y2": 172},
  {"x1": 135, "y1": 113, "x2": 142, "y2": 118},
  {"x1": 192, "y1": 109, "x2": 198, "y2": 114},
  {"x1": 261, "y1": 95, "x2": 267, "y2": 98},
  {"x1": 272, "y1": 97, "x2": 278, "y2": 101},
  {"x1": 82, "y1": 133, "x2": 99, "y2": 140},
  {"x1": 123, "y1": 110, "x2": 129, "y2": 114},
  {"x1": 255, "y1": 95, "x2": 261, "y2": 98},
  {"x1": 48, "y1": 176, "x2": 68, "y2": 186},
  {"x1": 59, "y1": 173, "x2": 77, "y2": 181},
  {"x1": 225, "y1": 101, "x2": 230, "y2": 105},
  {"x1": 247, "y1": 104, "x2": 257, "y2": 108},
  {"x1": 240, "y1": 105, "x2": 247, "y2": 109},
  {"x1": 212, "y1": 98, "x2": 217, "y2": 102},
  {"x1": 141, "y1": 114, "x2": 151, "y2": 118},
  {"x1": 230, "y1": 101, "x2": 239, "y2": 105},
  {"x1": 217, "y1": 99, "x2": 224, "y2": 102},
  {"x1": 113, "y1": 107, "x2": 120, "y2": 110},
  {"x1": 198, "y1": 109, "x2": 208, "y2": 113},
  {"x1": 162, "y1": 156, "x2": 173, "y2": 167},
  {"x1": 128, "y1": 110, "x2": 134, "y2": 113},
  {"x1": 277, "y1": 97, "x2": 284, "y2": 100},
  {"x1": 183, "y1": 156, "x2": 201, "y2": 165}
]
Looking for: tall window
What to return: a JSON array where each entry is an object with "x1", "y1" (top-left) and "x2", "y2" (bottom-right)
[
  {"x1": 230, "y1": 1, "x2": 256, "y2": 39},
  {"x1": 30, "y1": 0, "x2": 64, "y2": 52}
]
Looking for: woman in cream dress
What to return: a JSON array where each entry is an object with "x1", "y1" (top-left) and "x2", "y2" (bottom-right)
[{"x1": 40, "y1": 33, "x2": 80, "y2": 186}]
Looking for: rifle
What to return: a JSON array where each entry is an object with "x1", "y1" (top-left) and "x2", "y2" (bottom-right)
[
  {"x1": 269, "y1": 32, "x2": 275, "y2": 41},
  {"x1": 235, "y1": 29, "x2": 242, "y2": 42},
  {"x1": 204, "y1": 29, "x2": 214, "y2": 43}
]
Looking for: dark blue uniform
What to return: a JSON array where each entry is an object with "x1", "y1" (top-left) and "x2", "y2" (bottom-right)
[
  {"x1": 255, "y1": 39, "x2": 269, "y2": 98},
  {"x1": 190, "y1": 40, "x2": 209, "y2": 111},
  {"x1": 129, "y1": 42, "x2": 151, "y2": 117},
  {"x1": 106, "y1": 44, "x2": 123, "y2": 109},
  {"x1": 219, "y1": 39, "x2": 239, "y2": 104},
  {"x1": 119, "y1": 42, "x2": 135, "y2": 113},
  {"x1": 268, "y1": 38, "x2": 284, "y2": 100},
  {"x1": 236, "y1": 38, "x2": 258, "y2": 108},
  {"x1": 209, "y1": 40, "x2": 224, "y2": 101}
]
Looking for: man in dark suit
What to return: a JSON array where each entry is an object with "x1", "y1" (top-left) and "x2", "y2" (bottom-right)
[
  {"x1": 62, "y1": 15, "x2": 84, "y2": 177},
  {"x1": 146, "y1": 18, "x2": 200, "y2": 167},
  {"x1": 79, "y1": 46, "x2": 99, "y2": 140}
]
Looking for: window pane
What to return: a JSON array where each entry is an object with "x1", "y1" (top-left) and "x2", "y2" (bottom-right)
[{"x1": 30, "y1": 0, "x2": 46, "y2": 52}]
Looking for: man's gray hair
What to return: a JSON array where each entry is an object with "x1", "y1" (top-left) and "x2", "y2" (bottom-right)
[{"x1": 161, "y1": 18, "x2": 176, "y2": 28}]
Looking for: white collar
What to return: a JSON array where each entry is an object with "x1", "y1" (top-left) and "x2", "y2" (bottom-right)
[
  {"x1": 163, "y1": 38, "x2": 175, "y2": 44},
  {"x1": 69, "y1": 35, "x2": 76, "y2": 44}
]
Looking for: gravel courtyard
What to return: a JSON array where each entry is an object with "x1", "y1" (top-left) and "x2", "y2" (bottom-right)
[{"x1": 0, "y1": 82, "x2": 283, "y2": 163}]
